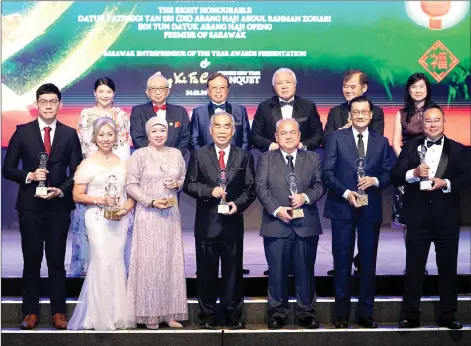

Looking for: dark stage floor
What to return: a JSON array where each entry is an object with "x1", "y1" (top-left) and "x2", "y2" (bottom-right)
[{"x1": 2, "y1": 227, "x2": 470, "y2": 278}]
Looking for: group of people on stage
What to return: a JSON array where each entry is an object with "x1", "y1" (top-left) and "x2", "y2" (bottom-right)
[{"x1": 3, "y1": 67, "x2": 469, "y2": 332}]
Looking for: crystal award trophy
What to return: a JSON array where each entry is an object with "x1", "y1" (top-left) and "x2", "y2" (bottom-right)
[
  {"x1": 35, "y1": 152, "x2": 49, "y2": 196},
  {"x1": 217, "y1": 169, "x2": 230, "y2": 214},
  {"x1": 103, "y1": 174, "x2": 120, "y2": 220},
  {"x1": 417, "y1": 145, "x2": 432, "y2": 190},
  {"x1": 287, "y1": 173, "x2": 304, "y2": 218},
  {"x1": 161, "y1": 163, "x2": 177, "y2": 207},
  {"x1": 355, "y1": 158, "x2": 369, "y2": 206}
]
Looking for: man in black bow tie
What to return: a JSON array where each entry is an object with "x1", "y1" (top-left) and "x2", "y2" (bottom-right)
[
  {"x1": 190, "y1": 72, "x2": 251, "y2": 152},
  {"x1": 130, "y1": 73, "x2": 190, "y2": 155},
  {"x1": 392, "y1": 105, "x2": 470, "y2": 330},
  {"x1": 250, "y1": 68, "x2": 323, "y2": 153}
]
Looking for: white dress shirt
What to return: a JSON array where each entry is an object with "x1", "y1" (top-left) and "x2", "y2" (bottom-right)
[
  {"x1": 405, "y1": 137, "x2": 451, "y2": 192},
  {"x1": 279, "y1": 97, "x2": 294, "y2": 119},
  {"x1": 215, "y1": 144, "x2": 230, "y2": 167},
  {"x1": 272, "y1": 149, "x2": 309, "y2": 217},
  {"x1": 342, "y1": 127, "x2": 379, "y2": 199}
]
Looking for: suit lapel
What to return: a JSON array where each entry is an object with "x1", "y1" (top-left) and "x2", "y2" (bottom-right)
[
  {"x1": 225, "y1": 102, "x2": 232, "y2": 115},
  {"x1": 165, "y1": 104, "x2": 176, "y2": 145},
  {"x1": 341, "y1": 103, "x2": 349, "y2": 126},
  {"x1": 207, "y1": 143, "x2": 221, "y2": 172},
  {"x1": 226, "y1": 145, "x2": 238, "y2": 172},
  {"x1": 343, "y1": 128, "x2": 359, "y2": 160},
  {"x1": 207, "y1": 102, "x2": 215, "y2": 120},
  {"x1": 435, "y1": 137, "x2": 449, "y2": 179},
  {"x1": 294, "y1": 149, "x2": 305, "y2": 179},
  {"x1": 32, "y1": 120, "x2": 46, "y2": 153},
  {"x1": 49, "y1": 121, "x2": 63, "y2": 158},
  {"x1": 275, "y1": 150, "x2": 291, "y2": 184},
  {"x1": 269, "y1": 99, "x2": 282, "y2": 125},
  {"x1": 291, "y1": 98, "x2": 301, "y2": 121},
  {"x1": 364, "y1": 132, "x2": 377, "y2": 167}
]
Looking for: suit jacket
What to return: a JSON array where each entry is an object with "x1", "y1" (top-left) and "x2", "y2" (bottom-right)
[
  {"x1": 130, "y1": 101, "x2": 190, "y2": 155},
  {"x1": 250, "y1": 95, "x2": 323, "y2": 152},
  {"x1": 391, "y1": 136, "x2": 470, "y2": 229},
  {"x1": 255, "y1": 149, "x2": 325, "y2": 237},
  {"x1": 2, "y1": 119, "x2": 82, "y2": 211},
  {"x1": 183, "y1": 144, "x2": 256, "y2": 239},
  {"x1": 323, "y1": 103, "x2": 384, "y2": 146},
  {"x1": 190, "y1": 102, "x2": 251, "y2": 151},
  {"x1": 322, "y1": 128, "x2": 392, "y2": 223}
]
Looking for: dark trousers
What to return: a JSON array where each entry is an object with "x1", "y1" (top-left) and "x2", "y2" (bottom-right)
[
  {"x1": 401, "y1": 221, "x2": 459, "y2": 322},
  {"x1": 264, "y1": 232, "x2": 319, "y2": 322},
  {"x1": 18, "y1": 210, "x2": 71, "y2": 317},
  {"x1": 331, "y1": 218, "x2": 380, "y2": 319},
  {"x1": 352, "y1": 224, "x2": 381, "y2": 268},
  {"x1": 195, "y1": 232, "x2": 244, "y2": 324}
]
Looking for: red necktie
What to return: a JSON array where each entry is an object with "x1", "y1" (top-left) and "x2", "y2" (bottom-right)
[
  {"x1": 44, "y1": 127, "x2": 52, "y2": 155},
  {"x1": 153, "y1": 104, "x2": 167, "y2": 112},
  {"x1": 218, "y1": 150, "x2": 226, "y2": 170}
]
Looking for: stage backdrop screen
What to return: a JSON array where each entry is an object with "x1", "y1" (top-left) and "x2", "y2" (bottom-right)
[{"x1": 2, "y1": 1, "x2": 470, "y2": 146}]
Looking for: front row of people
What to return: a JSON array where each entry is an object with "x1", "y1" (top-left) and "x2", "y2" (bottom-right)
[{"x1": 3, "y1": 84, "x2": 468, "y2": 331}]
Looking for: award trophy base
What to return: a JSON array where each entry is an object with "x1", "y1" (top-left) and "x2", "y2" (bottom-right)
[
  {"x1": 420, "y1": 180, "x2": 433, "y2": 190},
  {"x1": 288, "y1": 208, "x2": 304, "y2": 218},
  {"x1": 104, "y1": 209, "x2": 121, "y2": 221},
  {"x1": 357, "y1": 194, "x2": 369, "y2": 206},
  {"x1": 35, "y1": 186, "x2": 49, "y2": 197},
  {"x1": 165, "y1": 197, "x2": 177, "y2": 207},
  {"x1": 218, "y1": 204, "x2": 230, "y2": 214}
]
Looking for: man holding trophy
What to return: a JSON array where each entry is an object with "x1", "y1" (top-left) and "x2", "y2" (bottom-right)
[
  {"x1": 322, "y1": 96, "x2": 392, "y2": 329},
  {"x1": 2, "y1": 84, "x2": 82, "y2": 329},
  {"x1": 255, "y1": 118, "x2": 325, "y2": 329},
  {"x1": 392, "y1": 105, "x2": 470, "y2": 330},
  {"x1": 183, "y1": 112, "x2": 256, "y2": 330}
]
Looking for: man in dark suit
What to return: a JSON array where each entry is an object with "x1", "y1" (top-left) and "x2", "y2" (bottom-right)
[
  {"x1": 130, "y1": 73, "x2": 190, "y2": 155},
  {"x1": 392, "y1": 106, "x2": 469, "y2": 330},
  {"x1": 190, "y1": 72, "x2": 251, "y2": 151},
  {"x1": 323, "y1": 96, "x2": 392, "y2": 329},
  {"x1": 183, "y1": 112, "x2": 256, "y2": 330},
  {"x1": 2, "y1": 83, "x2": 82, "y2": 330},
  {"x1": 324, "y1": 70, "x2": 385, "y2": 276},
  {"x1": 255, "y1": 118, "x2": 325, "y2": 329},
  {"x1": 250, "y1": 68, "x2": 323, "y2": 153}
]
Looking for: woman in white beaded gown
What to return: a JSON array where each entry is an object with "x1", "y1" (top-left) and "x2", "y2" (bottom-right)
[{"x1": 68, "y1": 118, "x2": 135, "y2": 330}]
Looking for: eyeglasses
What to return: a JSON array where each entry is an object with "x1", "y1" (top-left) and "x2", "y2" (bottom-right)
[
  {"x1": 148, "y1": 87, "x2": 168, "y2": 93},
  {"x1": 210, "y1": 86, "x2": 228, "y2": 91},
  {"x1": 351, "y1": 110, "x2": 370, "y2": 115},
  {"x1": 37, "y1": 99, "x2": 59, "y2": 106}
]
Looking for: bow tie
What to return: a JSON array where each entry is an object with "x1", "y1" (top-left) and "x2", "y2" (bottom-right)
[
  {"x1": 280, "y1": 100, "x2": 294, "y2": 107},
  {"x1": 426, "y1": 138, "x2": 442, "y2": 148},
  {"x1": 212, "y1": 103, "x2": 226, "y2": 110},
  {"x1": 153, "y1": 104, "x2": 167, "y2": 112}
]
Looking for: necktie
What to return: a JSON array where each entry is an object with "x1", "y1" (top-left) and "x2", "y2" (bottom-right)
[
  {"x1": 44, "y1": 127, "x2": 52, "y2": 155},
  {"x1": 286, "y1": 154, "x2": 294, "y2": 173},
  {"x1": 280, "y1": 100, "x2": 294, "y2": 107},
  {"x1": 218, "y1": 150, "x2": 226, "y2": 170},
  {"x1": 212, "y1": 103, "x2": 226, "y2": 111},
  {"x1": 357, "y1": 133, "x2": 365, "y2": 158},
  {"x1": 426, "y1": 138, "x2": 442, "y2": 148},
  {"x1": 153, "y1": 104, "x2": 167, "y2": 112}
]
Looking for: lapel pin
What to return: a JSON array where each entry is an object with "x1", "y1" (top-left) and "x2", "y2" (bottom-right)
[{"x1": 169, "y1": 122, "x2": 174, "y2": 126}]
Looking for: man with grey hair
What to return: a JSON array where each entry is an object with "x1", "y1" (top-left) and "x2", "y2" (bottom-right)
[
  {"x1": 255, "y1": 118, "x2": 325, "y2": 329},
  {"x1": 250, "y1": 68, "x2": 323, "y2": 153},
  {"x1": 130, "y1": 73, "x2": 190, "y2": 155},
  {"x1": 183, "y1": 112, "x2": 256, "y2": 330}
]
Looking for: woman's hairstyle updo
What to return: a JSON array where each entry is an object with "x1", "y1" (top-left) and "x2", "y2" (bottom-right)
[{"x1": 91, "y1": 117, "x2": 118, "y2": 143}]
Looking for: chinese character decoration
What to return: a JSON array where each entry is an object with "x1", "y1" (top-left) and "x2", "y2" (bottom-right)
[{"x1": 418, "y1": 40, "x2": 459, "y2": 82}]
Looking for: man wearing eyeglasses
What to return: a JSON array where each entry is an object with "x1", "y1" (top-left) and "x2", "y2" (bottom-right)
[
  {"x1": 189, "y1": 72, "x2": 251, "y2": 152},
  {"x1": 323, "y1": 70, "x2": 385, "y2": 276},
  {"x1": 130, "y1": 73, "x2": 190, "y2": 155},
  {"x1": 2, "y1": 83, "x2": 82, "y2": 330},
  {"x1": 323, "y1": 96, "x2": 392, "y2": 329}
]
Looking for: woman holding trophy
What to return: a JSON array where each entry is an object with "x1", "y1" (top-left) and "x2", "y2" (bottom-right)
[
  {"x1": 68, "y1": 117, "x2": 135, "y2": 330},
  {"x1": 69, "y1": 77, "x2": 131, "y2": 276},
  {"x1": 125, "y1": 117, "x2": 188, "y2": 329}
]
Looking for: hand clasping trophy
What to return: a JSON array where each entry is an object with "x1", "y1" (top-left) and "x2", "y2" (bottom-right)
[
  {"x1": 355, "y1": 158, "x2": 369, "y2": 206},
  {"x1": 161, "y1": 163, "x2": 177, "y2": 207},
  {"x1": 417, "y1": 144, "x2": 432, "y2": 190},
  {"x1": 103, "y1": 174, "x2": 120, "y2": 220},
  {"x1": 217, "y1": 169, "x2": 230, "y2": 214},
  {"x1": 287, "y1": 173, "x2": 304, "y2": 218},
  {"x1": 35, "y1": 152, "x2": 49, "y2": 196}
]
